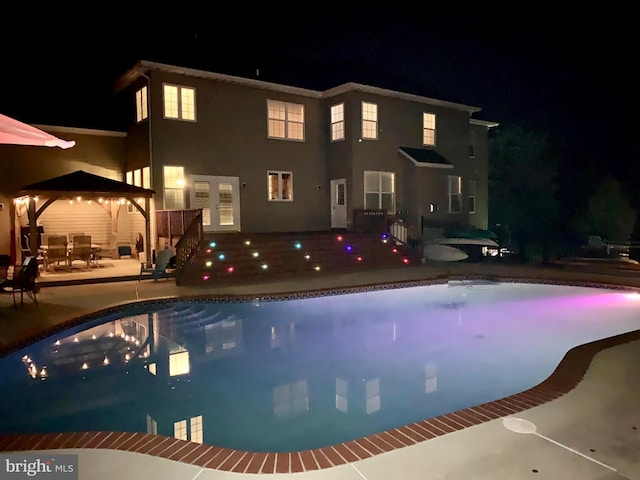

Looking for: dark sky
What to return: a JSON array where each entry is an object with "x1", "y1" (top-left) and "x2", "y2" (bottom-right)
[{"x1": 2, "y1": 8, "x2": 637, "y2": 177}]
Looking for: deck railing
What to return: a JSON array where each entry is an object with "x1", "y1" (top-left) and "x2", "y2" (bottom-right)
[{"x1": 174, "y1": 211, "x2": 203, "y2": 280}]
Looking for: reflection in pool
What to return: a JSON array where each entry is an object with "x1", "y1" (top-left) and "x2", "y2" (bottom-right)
[{"x1": 1, "y1": 282, "x2": 639, "y2": 452}]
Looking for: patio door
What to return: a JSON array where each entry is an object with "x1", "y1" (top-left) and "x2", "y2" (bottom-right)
[
  {"x1": 330, "y1": 178, "x2": 347, "y2": 229},
  {"x1": 189, "y1": 175, "x2": 240, "y2": 232}
]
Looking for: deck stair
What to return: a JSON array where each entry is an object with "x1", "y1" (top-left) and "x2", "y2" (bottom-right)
[{"x1": 176, "y1": 231, "x2": 415, "y2": 286}]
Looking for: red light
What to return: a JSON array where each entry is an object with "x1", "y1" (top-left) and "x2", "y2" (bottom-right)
[
  {"x1": 202, "y1": 275, "x2": 210, "y2": 280},
  {"x1": 227, "y1": 266, "x2": 234, "y2": 273},
  {"x1": 356, "y1": 256, "x2": 362, "y2": 261},
  {"x1": 402, "y1": 257, "x2": 409, "y2": 264},
  {"x1": 392, "y1": 248, "x2": 398, "y2": 253},
  {"x1": 336, "y1": 235, "x2": 343, "y2": 242},
  {"x1": 206, "y1": 248, "x2": 212, "y2": 253}
]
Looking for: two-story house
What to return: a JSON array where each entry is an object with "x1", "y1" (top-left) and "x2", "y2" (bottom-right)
[
  {"x1": 1, "y1": 60, "x2": 497, "y2": 267},
  {"x1": 115, "y1": 61, "x2": 497, "y2": 242}
]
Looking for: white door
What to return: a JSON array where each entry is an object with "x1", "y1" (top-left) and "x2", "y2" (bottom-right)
[
  {"x1": 189, "y1": 175, "x2": 240, "y2": 232},
  {"x1": 330, "y1": 178, "x2": 347, "y2": 229}
]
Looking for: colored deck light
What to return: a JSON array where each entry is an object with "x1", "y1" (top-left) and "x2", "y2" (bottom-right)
[
  {"x1": 294, "y1": 241, "x2": 302, "y2": 249},
  {"x1": 345, "y1": 244, "x2": 353, "y2": 252},
  {"x1": 392, "y1": 248, "x2": 398, "y2": 253},
  {"x1": 313, "y1": 265, "x2": 321, "y2": 271},
  {"x1": 206, "y1": 248, "x2": 212, "y2": 254},
  {"x1": 209, "y1": 241, "x2": 217, "y2": 248},
  {"x1": 202, "y1": 275, "x2": 210, "y2": 280},
  {"x1": 218, "y1": 253, "x2": 225, "y2": 260},
  {"x1": 336, "y1": 235, "x2": 343, "y2": 241},
  {"x1": 205, "y1": 260, "x2": 213, "y2": 267},
  {"x1": 304, "y1": 253, "x2": 311, "y2": 260},
  {"x1": 381, "y1": 233, "x2": 388, "y2": 239},
  {"x1": 227, "y1": 266, "x2": 234, "y2": 273},
  {"x1": 252, "y1": 251, "x2": 260, "y2": 258},
  {"x1": 402, "y1": 257, "x2": 410, "y2": 264},
  {"x1": 261, "y1": 263, "x2": 268, "y2": 270},
  {"x1": 244, "y1": 240, "x2": 251, "y2": 246},
  {"x1": 356, "y1": 256, "x2": 363, "y2": 261}
]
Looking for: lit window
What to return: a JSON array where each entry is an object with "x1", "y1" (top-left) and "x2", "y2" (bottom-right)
[
  {"x1": 190, "y1": 415, "x2": 203, "y2": 444},
  {"x1": 423, "y1": 113, "x2": 436, "y2": 146},
  {"x1": 267, "y1": 100, "x2": 304, "y2": 141},
  {"x1": 163, "y1": 166, "x2": 185, "y2": 210},
  {"x1": 136, "y1": 86, "x2": 148, "y2": 123},
  {"x1": 174, "y1": 420, "x2": 187, "y2": 441},
  {"x1": 362, "y1": 102, "x2": 378, "y2": 139},
  {"x1": 163, "y1": 84, "x2": 196, "y2": 121},
  {"x1": 330, "y1": 103, "x2": 345, "y2": 141},
  {"x1": 469, "y1": 180, "x2": 476, "y2": 214},
  {"x1": 364, "y1": 171, "x2": 395, "y2": 213},
  {"x1": 448, "y1": 175, "x2": 462, "y2": 213},
  {"x1": 268, "y1": 171, "x2": 293, "y2": 201},
  {"x1": 169, "y1": 350, "x2": 190, "y2": 376}
]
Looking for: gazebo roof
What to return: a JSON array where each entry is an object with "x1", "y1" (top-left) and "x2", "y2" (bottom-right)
[{"x1": 18, "y1": 170, "x2": 155, "y2": 198}]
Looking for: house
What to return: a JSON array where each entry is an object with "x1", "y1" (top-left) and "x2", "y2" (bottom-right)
[{"x1": 0, "y1": 60, "x2": 497, "y2": 264}]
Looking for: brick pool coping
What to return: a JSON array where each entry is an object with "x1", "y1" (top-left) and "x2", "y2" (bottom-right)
[{"x1": 1, "y1": 275, "x2": 639, "y2": 474}]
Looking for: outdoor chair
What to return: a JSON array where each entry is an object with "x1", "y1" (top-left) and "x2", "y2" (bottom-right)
[
  {"x1": 139, "y1": 248, "x2": 173, "y2": 281},
  {"x1": 43, "y1": 235, "x2": 68, "y2": 272},
  {"x1": 68, "y1": 235, "x2": 92, "y2": 270},
  {"x1": 0, "y1": 256, "x2": 39, "y2": 309}
]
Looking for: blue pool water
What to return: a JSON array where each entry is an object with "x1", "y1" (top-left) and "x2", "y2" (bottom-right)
[{"x1": 1, "y1": 282, "x2": 639, "y2": 452}]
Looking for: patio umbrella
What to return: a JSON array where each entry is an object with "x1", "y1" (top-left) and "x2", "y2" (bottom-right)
[{"x1": 0, "y1": 113, "x2": 75, "y2": 149}]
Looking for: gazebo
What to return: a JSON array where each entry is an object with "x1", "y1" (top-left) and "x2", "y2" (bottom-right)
[{"x1": 17, "y1": 170, "x2": 156, "y2": 265}]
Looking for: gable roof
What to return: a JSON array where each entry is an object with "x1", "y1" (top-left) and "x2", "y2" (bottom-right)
[
  {"x1": 18, "y1": 170, "x2": 155, "y2": 197},
  {"x1": 399, "y1": 147, "x2": 454, "y2": 169}
]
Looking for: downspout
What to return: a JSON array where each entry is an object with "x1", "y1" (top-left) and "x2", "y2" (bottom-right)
[{"x1": 141, "y1": 72, "x2": 153, "y2": 268}]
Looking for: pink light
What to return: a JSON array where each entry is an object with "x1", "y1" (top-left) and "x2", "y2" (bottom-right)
[
  {"x1": 227, "y1": 266, "x2": 234, "y2": 273},
  {"x1": 392, "y1": 248, "x2": 398, "y2": 253},
  {"x1": 402, "y1": 257, "x2": 409, "y2": 264},
  {"x1": 336, "y1": 235, "x2": 343, "y2": 242},
  {"x1": 356, "y1": 256, "x2": 362, "y2": 262},
  {"x1": 202, "y1": 275, "x2": 210, "y2": 281},
  {"x1": 206, "y1": 248, "x2": 212, "y2": 253}
]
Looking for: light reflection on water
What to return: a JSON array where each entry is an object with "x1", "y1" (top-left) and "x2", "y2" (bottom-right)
[{"x1": 0, "y1": 282, "x2": 638, "y2": 452}]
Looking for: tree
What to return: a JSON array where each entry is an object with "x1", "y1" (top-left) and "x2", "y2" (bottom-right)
[
  {"x1": 574, "y1": 176, "x2": 636, "y2": 242},
  {"x1": 489, "y1": 125, "x2": 561, "y2": 259}
]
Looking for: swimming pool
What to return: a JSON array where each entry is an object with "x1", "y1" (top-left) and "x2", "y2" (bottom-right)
[{"x1": 1, "y1": 281, "x2": 639, "y2": 453}]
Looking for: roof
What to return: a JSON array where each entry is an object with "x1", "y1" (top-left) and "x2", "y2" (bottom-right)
[
  {"x1": 18, "y1": 170, "x2": 155, "y2": 197},
  {"x1": 399, "y1": 147, "x2": 454, "y2": 169},
  {"x1": 115, "y1": 60, "x2": 482, "y2": 114}
]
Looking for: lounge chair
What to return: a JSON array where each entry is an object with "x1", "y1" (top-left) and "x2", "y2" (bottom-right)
[
  {"x1": 139, "y1": 248, "x2": 173, "y2": 281},
  {"x1": 1, "y1": 256, "x2": 39, "y2": 309}
]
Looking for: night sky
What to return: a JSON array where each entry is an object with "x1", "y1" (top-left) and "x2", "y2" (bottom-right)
[{"x1": 2, "y1": 8, "x2": 638, "y2": 190}]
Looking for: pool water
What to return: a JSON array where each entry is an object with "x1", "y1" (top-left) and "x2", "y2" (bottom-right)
[{"x1": 1, "y1": 282, "x2": 639, "y2": 452}]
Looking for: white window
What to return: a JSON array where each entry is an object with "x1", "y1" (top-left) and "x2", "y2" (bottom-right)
[
  {"x1": 268, "y1": 171, "x2": 293, "y2": 201},
  {"x1": 362, "y1": 102, "x2": 378, "y2": 139},
  {"x1": 163, "y1": 84, "x2": 196, "y2": 121},
  {"x1": 267, "y1": 100, "x2": 304, "y2": 140},
  {"x1": 174, "y1": 420, "x2": 187, "y2": 441},
  {"x1": 330, "y1": 103, "x2": 345, "y2": 141},
  {"x1": 189, "y1": 415, "x2": 203, "y2": 444},
  {"x1": 364, "y1": 171, "x2": 395, "y2": 213},
  {"x1": 169, "y1": 350, "x2": 190, "y2": 376},
  {"x1": 448, "y1": 175, "x2": 462, "y2": 213},
  {"x1": 163, "y1": 166, "x2": 185, "y2": 209},
  {"x1": 469, "y1": 180, "x2": 476, "y2": 214},
  {"x1": 423, "y1": 112, "x2": 436, "y2": 146},
  {"x1": 126, "y1": 167, "x2": 150, "y2": 213},
  {"x1": 135, "y1": 86, "x2": 148, "y2": 123}
]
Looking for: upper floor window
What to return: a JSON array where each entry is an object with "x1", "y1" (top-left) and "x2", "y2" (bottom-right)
[
  {"x1": 469, "y1": 180, "x2": 476, "y2": 214},
  {"x1": 330, "y1": 103, "x2": 345, "y2": 141},
  {"x1": 469, "y1": 129, "x2": 476, "y2": 158},
  {"x1": 163, "y1": 166, "x2": 185, "y2": 209},
  {"x1": 362, "y1": 102, "x2": 378, "y2": 139},
  {"x1": 135, "y1": 86, "x2": 148, "y2": 123},
  {"x1": 364, "y1": 171, "x2": 395, "y2": 213},
  {"x1": 423, "y1": 113, "x2": 436, "y2": 146},
  {"x1": 163, "y1": 85, "x2": 196, "y2": 121},
  {"x1": 267, "y1": 100, "x2": 304, "y2": 141},
  {"x1": 268, "y1": 171, "x2": 293, "y2": 201},
  {"x1": 448, "y1": 175, "x2": 462, "y2": 213}
]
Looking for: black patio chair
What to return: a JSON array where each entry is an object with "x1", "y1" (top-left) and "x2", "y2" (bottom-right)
[{"x1": 0, "y1": 256, "x2": 40, "y2": 309}]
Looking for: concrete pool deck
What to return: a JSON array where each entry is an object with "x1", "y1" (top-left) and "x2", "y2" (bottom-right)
[{"x1": 1, "y1": 262, "x2": 639, "y2": 479}]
